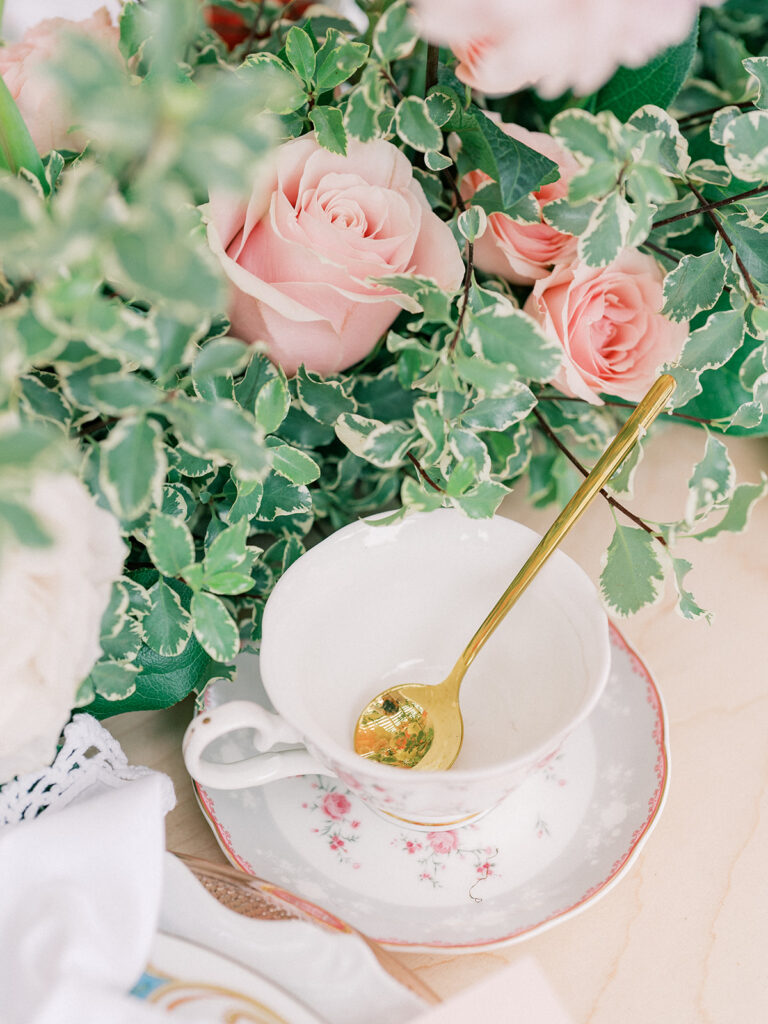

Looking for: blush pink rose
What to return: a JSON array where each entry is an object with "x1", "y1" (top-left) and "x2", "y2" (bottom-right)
[
  {"x1": 322, "y1": 792, "x2": 351, "y2": 820},
  {"x1": 462, "y1": 122, "x2": 579, "y2": 285},
  {"x1": 427, "y1": 830, "x2": 459, "y2": 855},
  {"x1": 413, "y1": 0, "x2": 722, "y2": 97},
  {"x1": 524, "y1": 250, "x2": 688, "y2": 404},
  {"x1": 0, "y1": 8, "x2": 120, "y2": 154},
  {"x1": 208, "y1": 134, "x2": 464, "y2": 376}
]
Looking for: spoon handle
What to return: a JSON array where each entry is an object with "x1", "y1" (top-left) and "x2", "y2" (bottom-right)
[{"x1": 457, "y1": 374, "x2": 677, "y2": 676}]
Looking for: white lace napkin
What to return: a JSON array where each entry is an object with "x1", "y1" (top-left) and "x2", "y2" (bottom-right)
[{"x1": 0, "y1": 715, "x2": 176, "y2": 1023}]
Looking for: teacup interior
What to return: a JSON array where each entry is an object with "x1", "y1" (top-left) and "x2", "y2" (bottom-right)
[{"x1": 260, "y1": 510, "x2": 608, "y2": 772}]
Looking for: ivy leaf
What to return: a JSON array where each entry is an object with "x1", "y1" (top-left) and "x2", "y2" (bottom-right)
[
  {"x1": 191, "y1": 591, "x2": 239, "y2": 662},
  {"x1": 89, "y1": 372, "x2": 162, "y2": 413},
  {"x1": 461, "y1": 385, "x2": 536, "y2": 430},
  {"x1": 450, "y1": 480, "x2": 509, "y2": 518},
  {"x1": 296, "y1": 366, "x2": 356, "y2": 424},
  {"x1": 579, "y1": 191, "x2": 634, "y2": 267},
  {"x1": 689, "y1": 476, "x2": 768, "y2": 540},
  {"x1": 257, "y1": 472, "x2": 312, "y2": 520},
  {"x1": 722, "y1": 110, "x2": 768, "y2": 183},
  {"x1": 314, "y1": 30, "x2": 368, "y2": 93},
  {"x1": 147, "y1": 511, "x2": 195, "y2": 577},
  {"x1": 744, "y1": 57, "x2": 768, "y2": 109},
  {"x1": 592, "y1": 16, "x2": 699, "y2": 121},
  {"x1": 142, "y1": 579, "x2": 193, "y2": 657},
  {"x1": 86, "y1": 660, "x2": 139, "y2": 701},
  {"x1": 100, "y1": 416, "x2": 166, "y2": 521},
  {"x1": 267, "y1": 438, "x2": 321, "y2": 485},
  {"x1": 661, "y1": 250, "x2": 728, "y2": 322},
  {"x1": 465, "y1": 299, "x2": 563, "y2": 383},
  {"x1": 373, "y1": 0, "x2": 417, "y2": 62},
  {"x1": 599, "y1": 524, "x2": 665, "y2": 616},
  {"x1": 310, "y1": 106, "x2": 347, "y2": 155},
  {"x1": 685, "y1": 435, "x2": 735, "y2": 523},
  {"x1": 395, "y1": 97, "x2": 442, "y2": 153},
  {"x1": 670, "y1": 556, "x2": 710, "y2": 621},
  {"x1": 285, "y1": 26, "x2": 316, "y2": 85},
  {"x1": 335, "y1": 414, "x2": 418, "y2": 469},
  {"x1": 675, "y1": 309, "x2": 745, "y2": 376}
]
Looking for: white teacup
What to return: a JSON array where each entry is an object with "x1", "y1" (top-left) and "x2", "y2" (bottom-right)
[{"x1": 183, "y1": 509, "x2": 610, "y2": 830}]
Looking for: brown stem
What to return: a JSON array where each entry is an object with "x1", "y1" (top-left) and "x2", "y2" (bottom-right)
[
  {"x1": 677, "y1": 100, "x2": 752, "y2": 126},
  {"x1": 406, "y1": 451, "x2": 445, "y2": 493},
  {"x1": 536, "y1": 392, "x2": 716, "y2": 426},
  {"x1": 687, "y1": 181, "x2": 763, "y2": 306},
  {"x1": 447, "y1": 240, "x2": 473, "y2": 354},
  {"x1": 652, "y1": 185, "x2": 768, "y2": 229},
  {"x1": 380, "y1": 67, "x2": 405, "y2": 101},
  {"x1": 425, "y1": 43, "x2": 439, "y2": 96},
  {"x1": 643, "y1": 240, "x2": 681, "y2": 264},
  {"x1": 78, "y1": 415, "x2": 119, "y2": 438},
  {"x1": 532, "y1": 407, "x2": 668, "y2": 546}
]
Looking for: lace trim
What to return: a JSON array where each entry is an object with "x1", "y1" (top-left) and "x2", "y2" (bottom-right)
[{"x1": 0, "y1": 713, "x2": 175, "y2": 827}]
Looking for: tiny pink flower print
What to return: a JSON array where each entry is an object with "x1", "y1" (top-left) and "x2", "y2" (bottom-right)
[
  {"x1": 330, "y1": 836, "x2": 346, "y2": 851},
  {"x1": 322, "y1": 792, "x2": 351, "y2": 820},
  {"x1": 351, "y1": 820, "x2": 361, "y2": 830},
  {"x1": 477, "y1": 861, "x2": 493, "y2": 876},
  {"x1": 404, "y1": 839, "x2": 423, "y2": 855},
  {"x1": 427, "y1": 830, "x2": 459, "y2": 855}
]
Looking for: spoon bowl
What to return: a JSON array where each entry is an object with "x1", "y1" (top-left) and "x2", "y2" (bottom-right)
[{"x1": 353, "y1": 375, "x2": 676, "y2": 771}]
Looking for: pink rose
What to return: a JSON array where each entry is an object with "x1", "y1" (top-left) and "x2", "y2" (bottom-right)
[
  {"x1": 524, "y1": 250, "x2": 688, "y2": 404},
  {"x1": 413, "y1": 0, "x2": 721, "y2": 97},
  {"x1": 208, "y1": 134, "x2": 464, "y2": 376},
  {"x1": 462, "y1": 122, "x2": 579, "y2": 285},
  {"x1": 322, "y1": 792, "x2": 351, "y2": 820},
  {"x1": 0, "y1": 9, "x2": 120, "y2": 154},
  {"x1": 427, "y1": 830, "x2": 459, "y2": 855}
]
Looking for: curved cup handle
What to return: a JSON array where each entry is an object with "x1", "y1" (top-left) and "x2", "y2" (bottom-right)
[{"x1": 183, "y1": 701, "x2": 336, "y2": 790}]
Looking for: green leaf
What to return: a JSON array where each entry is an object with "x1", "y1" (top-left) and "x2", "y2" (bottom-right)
[
  {"x1": 100, "y1": 616, "x2": 143, "y2": 662},
  {"x1": 285, "y1": 26, "x2": 316, "y2": 84},
  {"x1": 722, "y1": 109, "x2": 768, "y2": 182},
  {"x1": 147, "y1": 511, "x2": 195, "y2": 577},
  {"x1": 720, "y1": 214, "x2": 768, "y2": 292},
  {"x1": 202, "y1": 571, "x2": 254, "y2": 596},
  {"x1": 0, "y1": 499, "x2": 52, "y2": 547},
  {"x1": 579, "y1": 191, "x2": 634, "y2": 267},
  {"x1": 296, "y1": 366, "x2": 356, "y2": 423},
  {"x1": 465, "y1": 300, "x2": 563, "y2": 383},
  {"x1": 335, "y1": 414, "x2": 418, "y2": 469},
  {"x1": 0, "y1": 76, "x2": 47, "y2": 191},
  {"x1": 191, "y1": 590, "x2": 239, "y2": 662},
  {"x1": 450, "y1": 479, "x2": 509, "y2": 518},
  {"x1": 542, "y1": 197, "x2": 598, "y2": 236},
  {"x1": 100, "y1": 417, "x2": 166, "y2": 521},
  {"x1": 253, "y1": 372, "x2": 290, "y2": 434},
  {"x1": 670, "y1": 556, "x2": 710, "y2": 621},
  {"x1": 89, "y1": 373, "x2": 162, "y2": 414},
  {"x1": 193, "y1": 337, "x2": 250, "y2": 379},
  {"x1": 592, "y1": 17, "x2": 699, "y2": 121},
  {"x1": 228, "y1": 475, "x2": 263, "y2": 522},
  {"x1": 310, "y1": 106, "x2": 347, "y2": 155},
  {"x1": 314, "y1": 30, "x2": 368, "y2": 92},
  {"x1": 685, "y1": 435, "x2": 735, "y2": 522},
  {"x1": 395, "y1": 97, "x2": 442, "y2": 153},
  {"x1": 257, "y1": 472, "x2": 312, "y2": 520},
  {"x1": 457, "y1": 206, "x2": 488, "y2": 243},
  {"x1": 550, "y1": 110, "x2": 617, "y2": 163},
  {"x1": 661, "y1": 250, "x2": 728, "y2": 322},
  {"x1": 599, "y1": 524, "x2": 665, "y2": 616},
  {"x1": 203, "y1": 518, "x2": 249, "y2": 575},
  {"x1": 267, "y1": 439, "x2": 321, "y2": 485},
  {"x1": 168, "y1": 397, "x2": 269, "y2": 480},
  {"x1": 425, "y1": 89, "x2": 456, "y2": 127},
  {"x1": 462, "y1": 385, "x2": 536, "y2": 430},
  {"x1": 86, "y1": 660, "x2": 139, "y2": 701},
  {"x1": 343, "y1": 88, "x2": 380, "y2": 142},
  {"x1": 675, "y1": 309, "x2": 745, "y2": 375},
  {"x1": 689, "y1": 476, "x2": 768, "y2": 540},
  {"x1": 744, "y1": 57, "x2": 768, "y2": 109},
  {"x1": 142, "y1": 579, "x2": 193, "y2": 657},
  {"x1": 373, "y1": 0, "x2": 417, "y2": 62}
]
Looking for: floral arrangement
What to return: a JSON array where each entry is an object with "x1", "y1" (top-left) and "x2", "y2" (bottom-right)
[{"x1": 1, "y1": 0, "x2": 767, "y2": 781}]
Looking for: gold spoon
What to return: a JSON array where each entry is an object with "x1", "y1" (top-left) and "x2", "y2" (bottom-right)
[{"x1": 353, "y1": 373, "x2": 676, "y2": 771}]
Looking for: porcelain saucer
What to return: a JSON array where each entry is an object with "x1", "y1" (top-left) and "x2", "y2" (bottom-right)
[{"x1": 193, "y1": 624, "x2": 668, "y2": 953}]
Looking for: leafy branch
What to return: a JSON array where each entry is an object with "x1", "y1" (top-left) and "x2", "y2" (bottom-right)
[
  {"x1": 687, "y1": 181, "x2": 763, "y2": 306},
  {"x1": 532, "y1": 407, "x2": 668, "y2": 546}
]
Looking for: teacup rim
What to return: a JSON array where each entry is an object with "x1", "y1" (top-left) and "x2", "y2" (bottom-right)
[{"x1": 259, "y1": 508, "x2": 611, "y2": 784}]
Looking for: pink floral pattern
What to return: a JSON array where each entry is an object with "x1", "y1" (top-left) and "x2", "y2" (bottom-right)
[
  {"x1": 391, "y1": 828, "x2": 500, "y2": 889},
  {"x1": 304, "y1": 780, "x2": 361, "y2": 867}
]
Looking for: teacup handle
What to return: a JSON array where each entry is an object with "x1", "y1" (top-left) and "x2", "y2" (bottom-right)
[{"x1": 182, "y1": 701, "x2": 336, "y2": 790}]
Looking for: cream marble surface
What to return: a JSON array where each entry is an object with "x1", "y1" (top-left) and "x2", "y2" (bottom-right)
[{"x1": 106, "y1": 423, "x2": 768, "y2": 1023}]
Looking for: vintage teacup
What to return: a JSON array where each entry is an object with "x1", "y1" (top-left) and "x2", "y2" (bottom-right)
[{"x1": 183, "y1": 509, "x2": 610, "y2": 830}]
